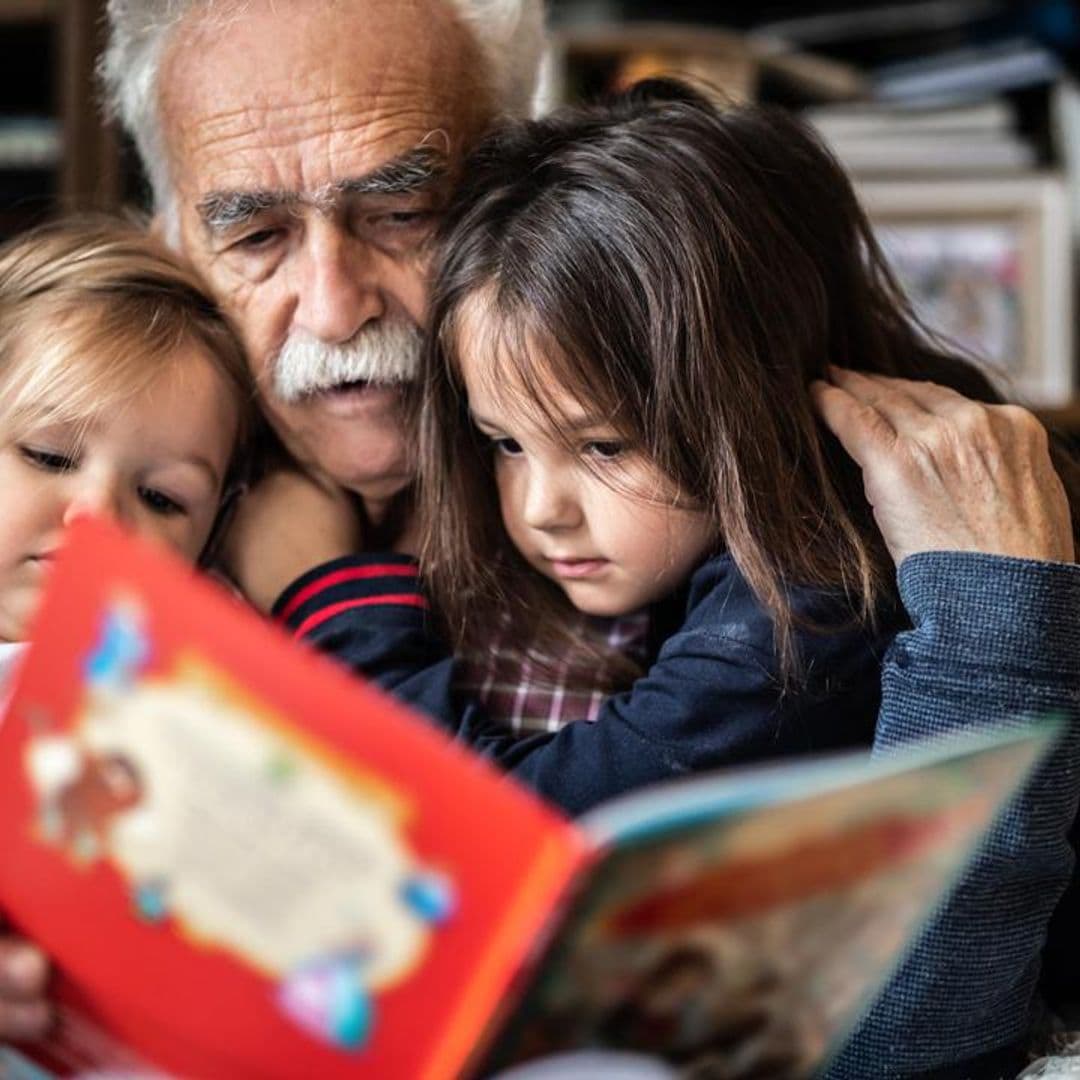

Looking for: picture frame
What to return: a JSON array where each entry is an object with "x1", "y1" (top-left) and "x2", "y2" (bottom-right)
[{"x1": 857, "y1": 176, "x2": 1074, "y2": 407}]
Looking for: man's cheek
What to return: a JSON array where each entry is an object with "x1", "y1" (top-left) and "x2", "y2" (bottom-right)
[{"x1": 400, "y1": 257, "x2": 434, "y2": 328}]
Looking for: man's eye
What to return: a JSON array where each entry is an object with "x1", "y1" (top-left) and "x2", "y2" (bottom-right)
[
  {"x1": 584, "y1": 440, "x2": 625, "y2": 460},
  {"x1": 372, "y1": 210, "x2": 436, "y2": 231},
  {"x1": 138, "y1": 487, "x2": 186, "y2": 516},
  {"x1": 491, "y1": 436, "x2": 524, "y2": 457},
  {"x1": 19, "y1": 446, "x2": 76, "y2": 472},
  {"x1": 233, "y1": 228, "x2": 283, "y2": 251}
]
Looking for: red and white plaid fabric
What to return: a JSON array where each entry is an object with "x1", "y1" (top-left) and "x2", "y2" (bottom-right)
[{"x1": 455, "y1": 612, "x2": 650, "y2": 734}]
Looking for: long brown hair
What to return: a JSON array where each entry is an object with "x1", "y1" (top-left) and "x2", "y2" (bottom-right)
[{"x1": 417, "y1": 79, "x2": 1074, "y2": 682}]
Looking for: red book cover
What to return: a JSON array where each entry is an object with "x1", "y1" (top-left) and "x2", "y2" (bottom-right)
[
  {"x1": 0, "y1": 517, "x2": 1056, "y2": 1080},
  {"x1": 0, "y1": 517, "x2": 588, "y2": 1079}
]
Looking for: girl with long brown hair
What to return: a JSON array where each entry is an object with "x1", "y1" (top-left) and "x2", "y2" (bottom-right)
[{"x1": 273, "y1": 78, "x2": 1075, "y2": 816}]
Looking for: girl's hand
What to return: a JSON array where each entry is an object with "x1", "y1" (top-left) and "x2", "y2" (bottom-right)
[
  {"x1": 221, "y1": 468, "x2": 364, "y2": 613},
  {"x1": 0, "y1": 934, "x2": 51, "y2": 1041},
  {"x1": 812, "y1": 368, "x2": 1075, "y2": 567}
]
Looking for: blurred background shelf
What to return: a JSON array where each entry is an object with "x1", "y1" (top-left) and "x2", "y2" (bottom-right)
[
  {"x1": 0, "y1": 0, "x2": 119, "y2": 240},
  {"x1": 2, "y1": 0, "x2": 1080, "y2": 425},
  {"x1": 0, "y1": 0, "x2": 57, "y2": 22}
]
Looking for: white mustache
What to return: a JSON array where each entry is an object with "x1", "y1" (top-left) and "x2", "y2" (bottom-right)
[{"x1": 271, "y1": 321, "x2": 424, "y2": 404}]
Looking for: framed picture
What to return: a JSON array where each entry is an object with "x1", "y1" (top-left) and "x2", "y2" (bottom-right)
[{"x1": 857, "y1": 176, "x2": 1074, "y2": 407}]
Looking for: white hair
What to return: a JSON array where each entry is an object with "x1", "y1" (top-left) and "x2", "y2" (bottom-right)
[
  {"x1": 99, "y1": 0, "x2": 547, "y2": 220},
  {"x1": 271, "y1": 320, "x2": 424, "y2": 403}
]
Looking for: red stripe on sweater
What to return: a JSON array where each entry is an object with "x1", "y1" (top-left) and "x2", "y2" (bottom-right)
[
  {"x1": 292, "y1": 594, "x2": 428, "y2": 637},
  {"x1": 279, "y1": 564, "x2": 419, "y2": 621}
]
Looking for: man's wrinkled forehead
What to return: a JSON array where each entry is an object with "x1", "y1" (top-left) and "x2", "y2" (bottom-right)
[{"x1": 158, "y1": 0, "x2": 491, "y2": 203}]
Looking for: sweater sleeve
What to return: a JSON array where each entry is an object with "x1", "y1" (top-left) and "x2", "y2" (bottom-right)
[
  {"x1": 825, "y1": 552, "x2": 1080, "y2": 1080},
  {"x1": 274, "y1": 553, "x2": 882, "y2": 818}
]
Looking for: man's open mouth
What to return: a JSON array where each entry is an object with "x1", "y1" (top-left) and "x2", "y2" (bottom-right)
[
  {"x1": 304, "y1": 378, "x2": 391, "y2": 399},
  {"x1": 292, "y1": 378, "x2": 406, "y2": 414}
]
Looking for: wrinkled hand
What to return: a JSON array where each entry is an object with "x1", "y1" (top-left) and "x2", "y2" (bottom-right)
[
  {"x1": 221, "y1": 468, "x2": 364, "y2": 613},
  {"x1": 812, "y1": 368, "x2": 1074, "y2": 567},
  {"x1": 0, "y1": 934, "x2": 51, "y2": 1041}
]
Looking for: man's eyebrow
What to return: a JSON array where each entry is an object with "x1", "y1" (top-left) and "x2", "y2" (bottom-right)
[
  {"x1": 197, "y1": 146, "x2": 448, "y2": 235},
  {"x1": 336, "y1": 145, "x2": 448, "y2": 197},
  {"x1": 197, "y1": 189, "x2": 296, "y2": 233}
]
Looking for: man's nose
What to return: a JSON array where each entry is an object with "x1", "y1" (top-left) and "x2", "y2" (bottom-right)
[
  {"x1": 62, "y1": 475, "x2": 127, "y2": 529},
  {"x1": 522, "y1": 468, "x2": 582, "y2": 531},
  {"x1": 293, "y1": 223, "x2": 385, "y2": 344}
]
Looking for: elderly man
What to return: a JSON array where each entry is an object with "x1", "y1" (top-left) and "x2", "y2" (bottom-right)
[{"x1": 0, "y1": 1, "x2": 1077, "y2": 1076}]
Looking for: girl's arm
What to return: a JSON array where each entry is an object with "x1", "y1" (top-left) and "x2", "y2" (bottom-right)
[{"x1": 273, "y1": 552, "x2": 886, "y2": 817}]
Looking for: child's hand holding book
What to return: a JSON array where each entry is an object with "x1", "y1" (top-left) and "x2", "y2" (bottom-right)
[{"x1": 0, "y1": 927, "x2": 50, "y2": 1041}]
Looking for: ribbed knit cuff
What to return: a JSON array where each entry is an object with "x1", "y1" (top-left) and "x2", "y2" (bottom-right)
[
  {"x1": 897, "y1": 552, "x2": 1080, "y2": 679},
  {"x1": 272, "y1": 554, "x2": 426, "y2": 639}
]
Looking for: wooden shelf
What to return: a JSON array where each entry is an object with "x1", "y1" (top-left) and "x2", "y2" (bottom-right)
[
  {"x1": 57, "y1": 0, "x2": 119, "y2": 211},
  {"x1": 0, "y1": 0, "x2": 55, "y2": 23},
  {"x1": 0, "y1": 0, "x2": 119, "y2": 237}
]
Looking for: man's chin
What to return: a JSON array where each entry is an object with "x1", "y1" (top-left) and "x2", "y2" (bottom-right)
[
  {"x1": 338, "y1": 468, "x2": 414, "y2": 507},
  {"x1": 265, "y1": 387, "x2": 414, "y2": 498}
]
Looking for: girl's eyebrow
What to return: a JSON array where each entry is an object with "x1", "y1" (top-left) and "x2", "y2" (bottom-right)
[
  {"x1": 562, "y1": 416, "x2": 616, "y2": 433},
  {"x1": 470, "y1": 409, "x2": 614, "y2": 435},
  {"x1": 151, "y1": 455, "x2": 223, "y2": 490},
  {"x1": 469, "y1": 412, "x2": 508, "y2": 432}
]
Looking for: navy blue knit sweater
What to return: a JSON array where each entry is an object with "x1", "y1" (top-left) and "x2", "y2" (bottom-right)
[{"x1": 274, "y1": 550, "x2": 894, "y2": 816}]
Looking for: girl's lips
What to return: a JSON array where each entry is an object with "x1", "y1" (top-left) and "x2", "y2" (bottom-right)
[{"x1": 549, "y1": 557, "x2": 610, "y2": 579}]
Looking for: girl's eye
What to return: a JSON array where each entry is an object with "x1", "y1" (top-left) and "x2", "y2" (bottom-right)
[
  {"x1": 584, "y1": 440, "x2": 625, "y2": 460},
  {"x1": 491, "y1": 436, "x2": 524, "y2": 457},
  {"x1": 138, "y1": 487, "x2": 186, "y2": 517},
  {"x1": 19, "y1": 446, "x2": 76, "y2": 472}
]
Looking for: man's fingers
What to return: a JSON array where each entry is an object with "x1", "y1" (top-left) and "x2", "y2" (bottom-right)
[
  {"x1": 826, "y1": 367, "x2": 951, "y2": 433},
  {"x1": 0, "y1": 940, "x2": 47, "y2": 999},
  {"x1": 810, "y1": 379, "x2": 896, "y2": 468},
  {"x1": 871, "y1": 373, "x2": 979, "y2": 418}
]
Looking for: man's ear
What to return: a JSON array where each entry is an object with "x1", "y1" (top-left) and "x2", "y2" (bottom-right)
[{"x1": 148, "y1": 213, "x2": 167, "y2": 240}]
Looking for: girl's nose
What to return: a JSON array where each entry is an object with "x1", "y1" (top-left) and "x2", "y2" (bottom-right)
[
  {"x1": 61, "y1": 476, "x2": 126, "y2": 529},
  {"x1": 522, "y1": 470, "x2": 582, "y2": 531}
]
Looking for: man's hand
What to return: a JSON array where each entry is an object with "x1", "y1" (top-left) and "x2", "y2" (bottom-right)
[
  {"x1": 811, "y1": 368, "x2": 1075, "y2": 567},
  {"x1": 0, "y1": 935, "x2": 51, "y2": 1041},
  {"x1": 221, "y1": 469, "x2": 364, "y2": 613}
]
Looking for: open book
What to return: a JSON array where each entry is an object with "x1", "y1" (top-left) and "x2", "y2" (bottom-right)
[{"x1": 0, "y1": 518, "x2": 1055, "y2": 1080}]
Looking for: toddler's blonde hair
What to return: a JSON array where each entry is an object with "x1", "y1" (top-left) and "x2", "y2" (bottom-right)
[{"x1": 0, "y1": 216, "x2": 255, "y2": 493}]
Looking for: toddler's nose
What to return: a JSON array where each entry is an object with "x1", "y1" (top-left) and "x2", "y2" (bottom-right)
[{"x1": 62, "y1": 477, "x2": 126, "y2": 528}]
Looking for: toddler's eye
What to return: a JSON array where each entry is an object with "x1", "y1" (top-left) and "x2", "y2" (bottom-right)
[
  {"x1": 138, "y1": 487, "x2": 186, "y2": 516},
  {"x1": 584, "y1": 440, "x2": 625, "y2": 460},
  {"x1": 491, "y1": 436, "x2": 524, "y2": 457},
  {"x1": 19, "y1": 446, "x2": 76, "y2": 472}
]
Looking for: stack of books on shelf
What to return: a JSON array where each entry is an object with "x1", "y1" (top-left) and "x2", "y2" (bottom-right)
[
  {"x1": 0, "y1": 116, "x2": 60, "y2": 170},
  {"x1": 804, "y1": 98, "x2": 1035, "y2": 177}
]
